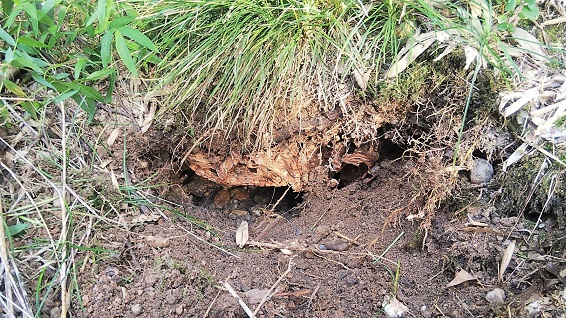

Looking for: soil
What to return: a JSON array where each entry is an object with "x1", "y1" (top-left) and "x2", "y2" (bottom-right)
[{"x1": 62, "y1": 127, "x2": 565, "y2": 318}]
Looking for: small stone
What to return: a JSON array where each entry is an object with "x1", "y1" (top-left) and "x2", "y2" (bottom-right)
[
  {"x1": 228, "y1": 209, "x2": 249, "y2": 220},
  {"x1": 131, "y1": 304, "x2": 142, "y2": 316},
  {"x1": 50, "y1": 307, "x2": 61, "y2": 318},
  {"x1": 525, "y1": 300, "x2": 541, "y2": 317},
  {"x1": 175, "y1": 304, "x2": 184, "y2": 315},
  {"x1": 486, "y1": 288, "x2": 506, "y2": 304},
  {"x1": 214, "y1": 189, "x2": 231, "y2": 208},
  {"x1": 230, "y1": 188, "x2": 250, "y2": 201},
  {"x1": 469, "y1": 158, "x2": 494, "y2": 184}
]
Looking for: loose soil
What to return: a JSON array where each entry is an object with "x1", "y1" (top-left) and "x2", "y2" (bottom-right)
[{"x1": 61, "y1": 128, "x2": 565, "y2": 318}]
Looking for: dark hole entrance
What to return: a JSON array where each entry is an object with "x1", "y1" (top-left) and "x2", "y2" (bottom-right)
[
  {"x1": 334, "y1": 164, "x2": 369, "y2": 189},
  {"x1": 380, "y1": 139, "x2": 405, "y2": 160},
  {"x1": 180, "y1": 169, "x2": 304, "y2": 217}
]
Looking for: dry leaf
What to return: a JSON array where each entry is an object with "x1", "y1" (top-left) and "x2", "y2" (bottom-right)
[
  {"x1": 502, "y1": 87, "x2": 539, "y2": 117},
  {"x1": 107, "y1": 127, "x2": 120, "y2": 146},
  {"x1": 236, "y1": 221, "x2": 249, "y2": 248},
  {"x1": 146, "y1": 235, "x2": 170, "y2": 248},
  {"x1": 503, "y1": 143, "x2": 531, "y2": 171},
  {"x1": 511, "y1": 27, "x2": 547, "y2": 61},
  {"x1": 111, "y1": 171, "x2": 120, "y2": 189},
  {"x1": 446, "y1": 269, "x2": 477, "y2": 287},
  {"x1": 132, "y1": 213, "x2": 161, "y2": 223},
  {"x1": 499, "y1": 241, "x2": 516, "y2": 282},
  {"x1": 353, "y1": 69, "x2": 370, "y2": 91}
]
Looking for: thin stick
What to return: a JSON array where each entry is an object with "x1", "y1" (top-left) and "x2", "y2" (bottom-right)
[
  {"x1": 178, "y1": 225, "x2": 240, "y2": 258},
  {"x1": 335, "y1": 231, "x2": 362, "y2": 246},
  {"x1": 203, "y1": 289, "x2": 222, "y2": 318},
  {"x1": 0, "y1": 198, "x2": 14, "y2": 318},
  {"x1": 58, "y1": 102, "x2": 70, "y2": 318},
  {"x1": 268, "y1": 186, "x2": 291, "y2": 215},
  {"x1": 253, "y1": 255, "x2": 296, "y2": 315},
  {"x1": 312, "y1": 188, "x2": 336, "y2": 229},
  {"x1": 223, "y1": 281, "x2": 256, "y2": 318}
]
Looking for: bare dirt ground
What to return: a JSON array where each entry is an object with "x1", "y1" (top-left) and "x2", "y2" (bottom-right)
[{"x1": 56, "y1": 127, "x2": 566, "y2": 318}]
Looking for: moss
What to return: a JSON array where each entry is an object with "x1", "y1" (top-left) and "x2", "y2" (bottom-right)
[{"x1": 498, "y1": 152, "x2": 566, "y2": 226}]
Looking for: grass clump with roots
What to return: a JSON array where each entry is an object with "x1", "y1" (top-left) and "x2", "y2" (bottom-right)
[{"x1": 140, "y1": 0, "x2": 407, "y2": 149}]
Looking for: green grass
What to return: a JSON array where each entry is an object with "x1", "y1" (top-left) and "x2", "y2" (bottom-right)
[{"x1": 138, "y1": 0, "x2": 406, "y2": 149}]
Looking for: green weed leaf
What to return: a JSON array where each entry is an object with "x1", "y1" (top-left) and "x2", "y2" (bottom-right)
[
  {"x1": 21, "y1": 101, "x2": 40, "y2": 119},
  {"x1": 4, "y1": 47, "x2": 14, "y2": 62},
  {"x1": 519, "y1": 6, "x2": 539, "y2": 20},
  {"x1": 18, "y1": 36, "x2": 48, "y2": 48},
  {"x1": 86, "y1": 0, "x2": 106, "y2": 27},
  {"x1": 6, "y1": 223, "x2": 28, "y2": 237},
  {"x1": 74, "y1": 57, "x2": 88, "y2": 80},
  {"x1": 100, "y1": 30, "x2": 114, "y2": 67},
  {"x1": 114, "y1": 31, "x2": 138, "y2": 76},
  {"x1": 117, "y1": 26, "x2": 158, "y2": 52},
  {"x1": 31, "y1": 72, "x2": 56, "y2": 90},
  {"x1": 0, "y1": 27, "x2": 16, "y2": 46},
  {"x1": 108, "y1": 16, "x2": 135, "y2": 29},
  {"x1": 54, "y1": 89, "x2": 80, "y2": 102},
  {"x1": 2, "y1": 78, "x2": 26, "y2": 97},
  {"x1": 85, "y1": 67, "x2": 116, "y2": 81},
  {"x1": 504, "y1": 0, "x2": 516, "y2": 12},
  {"x1": 2, "y1": 0, "x2": 14, "y2": 16}
]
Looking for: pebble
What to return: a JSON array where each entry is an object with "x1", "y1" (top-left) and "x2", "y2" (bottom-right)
[
  {"x1": 469, "y1": 158, "x2": 494, "y2": 184},
  {"x1": 486, "y1": 288, "x2": 506, "y2": 304},
  {"x1": 145, "y1": 273, "x2": 158, "y2": 287},
  {"x1": 214, "y1": 189, "x2": 231, "y2": 208},
  {"x1": 525, "y1": 300, "x2": 541, "y2": 317},
  {"x1": 175, "y1": 304, "x2": 184, "y2": 315},
  {"x1": 131, "y1": 304, "x2": 142, "y2": 316}
]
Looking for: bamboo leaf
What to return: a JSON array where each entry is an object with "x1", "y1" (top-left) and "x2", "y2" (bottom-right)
[
  {"x1": 114, "y1": 31, "x2": 138, "y2": 76},
  {"x1": 0, "y1": 27, "x2": 15, "y2": 46},
  {"x1": 117, "y1": 26, "x2": 158, "y2": 52}
]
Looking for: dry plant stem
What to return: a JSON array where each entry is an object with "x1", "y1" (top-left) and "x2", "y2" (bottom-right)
[
  {"x1": 223, "y1": 281, "x2": 256, "y2": 318},
  {"x1": 335, "y1": 231, "x2": 362, "y2": 246},
  {"x1": 202, "y1": 289, "x2": 222, "y2": 318},
  {"x1": 58, "y1": 101, "x2": 70, "y2": 318},
  {"x1": 0, "y1": 200, "x2": 33, "y2": 317},
  {"x1": 253, "y1": 255, "x2": 296, "y2": 316},
  {"x1": 268, "y1": 186, "x2": 291, "y2": 214},
  {"x1": 178, "y1": 225, "x2": 240, "y2": 258},
  {"x1": 0, "y1": 199, "x2": 14, "y2": 317}
]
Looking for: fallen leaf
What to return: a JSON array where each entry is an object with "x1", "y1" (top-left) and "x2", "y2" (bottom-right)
[
  {"x1": 353, "y1": 69, "x2": 370, "y2": 91},
  {"x1": 132, "y1": 213, "x2": 161, "y2": 223},
  {"x1": 511, "y1": 27, "x2": 547, "y2": 61},
  {"x1": 499, "y1": 241, "x2": 516, "y2": 282},
  {"x1": 107, "y1": 127, "x2": 121, "y2": 146},
  {"x1": 446, "y1": 269, "x2": 477, "y2": 287},
  {"x1": 236, "y1": 221, "x2": 249, "y2": 248},
  {"x1": 146, "y1": 235, "x2": 170, "y2": 248}
]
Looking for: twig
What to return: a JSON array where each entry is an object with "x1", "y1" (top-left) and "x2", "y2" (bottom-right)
[
  {"x1": 253, "y1": 255, "x2": 296, "y2": 315},
  {"x1": 203, "y1": 289, "x2": 222, "y2": 318},
  {"x1": 312, "y1": 188, "x2": 336, "y2": 228},
  {"x1": 223, "y1": 281, "x2": 256, "y2": 318},
  {"x1": 58, "y1": 101, "x2": 70, "y2": 318},
  {"x1": 268, "y1": 186, "x2": 291, "y2": 215},
  {"x1": 178, "y1": 225, "x2": 240, "y2": 258},
  {"x1": 335, "y1": 231, "x2": 362, "y2": 246}
]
